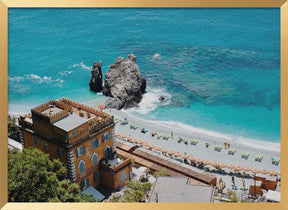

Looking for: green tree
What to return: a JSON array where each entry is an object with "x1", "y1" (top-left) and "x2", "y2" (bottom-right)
[
  {"x1": 8, "y1": 122, "x2": 20, "y2": 139},
  {"x1": 105, "y1": 180, "x2": 152, "y2": 202},
  {"x1": 8, "y1": 147, "x2": 96, "y2": 202}
]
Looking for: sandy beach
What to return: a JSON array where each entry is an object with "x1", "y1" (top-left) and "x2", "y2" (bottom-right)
[{"x1": 84, "y1": 98, "x2": 280, "y2": 175}]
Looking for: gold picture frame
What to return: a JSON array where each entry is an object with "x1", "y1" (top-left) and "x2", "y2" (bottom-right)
[{"x1": 0, "y1": 0, "x2": 287, "y2": 209}]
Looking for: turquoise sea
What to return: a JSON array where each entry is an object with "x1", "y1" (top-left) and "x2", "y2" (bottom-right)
[{"x1": 8, "y1": 9, "x2": 280, "y2": 149}]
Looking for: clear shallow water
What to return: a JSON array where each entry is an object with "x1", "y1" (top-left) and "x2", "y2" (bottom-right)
[{"x1": 8, "y1": 9, "x2": 280, "y2": 146}]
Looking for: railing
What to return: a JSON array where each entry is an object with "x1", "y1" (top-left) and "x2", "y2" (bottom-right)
[
  {"x1": 18, "y1": 117, "x2": 33, "y2": 130},
  {"x1": 89, "y1": 116, "x2": 114, "y2": 135},
  {"x1": 100, "y1": 157, "x2": 131, "y2": 173},
  {"x1": 60, "y1": 97, "x2": 110, "y2": 119}
]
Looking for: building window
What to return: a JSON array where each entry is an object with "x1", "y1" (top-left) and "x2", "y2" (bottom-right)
[
  {"x1": 65, "y1": 134, "x2": 69, "y2": 142},
  {"x1": 77, "y1": 145, "x2": 86, "y2": 157},
  {"x1": 92, "y1": 153, "x2": 98, "y2": 166},
  {"x1": 32, "y1": 136, "x2": 38, "y2": 146},
  {"x1": 78, "y1": 160, "x2": 86, "y2": 174},
  {"x1": 81, "y1": 178, "x2": 90, "y2": 190},
  {"x1": 121, "y1": 171, "x2": 126, "y2": 181},
  {"x1": 90, "y1": 139, "x2": 100, "y2": 149},
  {"x1": 57, "y1": 148, "x2": 65, "y2": 158},
  {"x1": 105, "y1": 146, "x2": 113, "y2": 160},
  {"x1": 42, "y1": 141, "x2": 48, "y2": 151},
  {"x1": 94, "y1": 171, "x2": 99, "y2": 182},
  {"x1": 103, "y1": 131, "x2": 112, "y2": 142},
  {"x1": 73, "y1": 131, "x2": 78, "y2": 138}
]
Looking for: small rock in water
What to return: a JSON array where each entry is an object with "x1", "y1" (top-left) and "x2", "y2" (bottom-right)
[{"x1": 159, "y1": 96, "x2": 165, "y2": 102}]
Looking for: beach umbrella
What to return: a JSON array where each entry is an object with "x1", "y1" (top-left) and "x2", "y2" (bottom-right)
[
  {"x1": 131, "y1": 138, "x2": 137, "y2": 143},
  {"x1": 227, "y1": 164, "x2": 235, "y2": 169},
  {"x1": 143, "y1": 142, "x2": 149, "y2": 147},
  {"x1": 138, "y1": 140, "x2": 144, "y2": 144},
  {"x1": 161, "y1": 148, "x2": 168, "y2": 153},
  {"x1": 211, "y1": 161, "x2": 218, "y2": 167},
  {"x1": 168, "y1": 150, "x2": 175, "y2": 155},
  {"x1": 149, "y1": 144, "x2": 155, "y2": 148},
  {"x1": 261, "y1": 169, "x2": 269, "y2": 174},
  {"x1": 269, "y1": 170, "x2": 278, "y2": 176},
  {"x1": 188, "y1": 156, "x2": 195, "y2": 162},
  {"x1": 175, "y1": 152, "x2": 182, "y2": 157},
  {"x1": 204, "y1": 160, "x2": 211, "y2": 165},
  {"x1": 196, "y1": 158, "x2": 203, "y2": 163},
  {"x1": 235, "y1": 165, "x2": 243, "y2": 171},
  {"x1": 98, "y1": 104, "x2": 105, "y2": 110},
  {"x1": 244, "y1": 166, "x2": 252, "y2": 172},
  {"x1": 219, "y1": 162, "x2": 227, "y2": 169},
  {"x1": 155, "y1": 146, "x2": 162, "y2": 151},
  {"x1": 181, "y1": 154, "x2": 189, "y2": 159},
  {"x1": 252, "y1": 168, "x2": 260, "y2": 174}
]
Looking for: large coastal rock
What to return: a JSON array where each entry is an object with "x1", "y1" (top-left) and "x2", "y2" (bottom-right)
[
  {"x1": 89, "y1": 61, "x2": 103, "y2": 92},
  {"x1": 103, "y1": 54, "x2": 146, "y2": 110}
]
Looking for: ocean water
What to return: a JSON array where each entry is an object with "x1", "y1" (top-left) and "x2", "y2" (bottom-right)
[{"x1": 8, "y1": 9, "x2": 280, "y2": 148}]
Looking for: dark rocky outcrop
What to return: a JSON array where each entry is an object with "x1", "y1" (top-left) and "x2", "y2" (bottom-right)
[
  {"x1": 89, "y1": 61, "x2": 103, "y2": 92},
  {"x1": 103, "y1": 54, "x2": 146, "y2": 110}
]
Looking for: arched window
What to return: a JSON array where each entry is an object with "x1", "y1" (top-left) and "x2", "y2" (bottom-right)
[
  {"x1": 121, "y1": 171, "x2": 126, "y2": 181},
  {"x1": 78, "y1": 160, "x2": 85, "y2": 174},
  {"x1": 92, "y1": 153, "x2": 98, "y2": 166}
]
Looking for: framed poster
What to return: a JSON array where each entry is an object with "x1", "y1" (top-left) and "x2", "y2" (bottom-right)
[{"x1": 0, "y1": 0, "x2": 287, "y2": 210}]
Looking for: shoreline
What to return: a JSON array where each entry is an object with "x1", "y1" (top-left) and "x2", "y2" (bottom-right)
[{"x1": 9, "y1": 97, "x2": 280, "y2": 173}]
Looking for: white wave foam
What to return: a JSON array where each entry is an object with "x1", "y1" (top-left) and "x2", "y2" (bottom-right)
[
  {"x1": 68, "y1": 63, "x2": 91, "y2": 70},
  {"x1": 152, "y1": 53, "x2": 161, "y2": 60},
  {"x1": 124, "y1": 87, "x2": 171, "y2": 115},
  {"x1": 9, "y1": 74, "x2": 65, "y2": 86},
  {"x1": 59, "y1": 71, "x2": 73, "y2": 76},
  {"x1": 234, "y1": 137, "x2": 280, "y2": 152},
  {"x1": 8, "y1": 76, "x2": 24, "y2": 82},
  {"x1": 80, "y1": 62, "x2": 92, "y2": 70}
]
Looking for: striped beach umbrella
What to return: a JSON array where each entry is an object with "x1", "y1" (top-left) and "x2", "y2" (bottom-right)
[
  {"x1": 235, "y1": 165, "x2": 243, "y2": 171},
  {"x1": 143, "y1": 142, "x2": 149, "y2": 147},
  {"x1": 261, "y1": 169, "x2": 269, "y2": 174},
  {"x1": 181, "y1": 154, "x2": 189, "y2": 160},
  {"x1": 219, "y1": 162, "x2": 227, "y2": 169},
  {"x1": 269, "y1": 170, "x2": 278, "y2": 176},
  {"x1": 188, "y1": 156, "x2": 195, "y2": 162},
  {"x1": 227, "y1": 164, "x2": 235, "y2": 169},
  {"x1": 155, "y1": 146, "x2": 162, "y2": 151},
  {"x1": 161, "y1": 148, "x2": 168, "y2": 153},
  {"x1": 252, "y1": 168, "x2": 260, "y2": 174},
  {"x1": 175, "y1": 152, "x2": 182, "y2": 157},
  {"x1": 204, "y1": 160, "x2": 211, "y2": 165}
]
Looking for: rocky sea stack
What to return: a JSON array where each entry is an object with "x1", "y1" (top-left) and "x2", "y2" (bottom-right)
[
  {"x1": 89, "y1": 61, "x2": 103, "y2": 92},
  {"x1": 103, "y1": 54, "x2": 146, "y2": 110}
]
